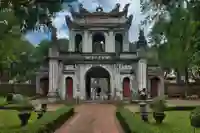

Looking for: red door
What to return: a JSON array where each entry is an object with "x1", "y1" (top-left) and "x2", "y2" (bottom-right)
[
  {"x1": 150, "y1": 78, "x2": 159, "y2": 98},
  {"x1": 123, "y1": 78, "x2": 130, "y2": 97},
  {"x1": 40, "y1": 78, "x2": 49, "y2": 96},
  {"x1": 66, "y1": 77, "x2": 73, "y2": 99}
]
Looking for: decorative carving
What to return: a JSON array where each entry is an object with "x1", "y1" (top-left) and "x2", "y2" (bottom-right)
[
  {"x1": 65, "y1": 16, "x2": 72, "y2": 28},
  {"x1": 127, "y1": 14, "x2": 133, "y2": 27},
  {"x1": 84, "y1": 55, "x2": 111, "y2": 60},
  {"x1": 137, "y1": 29, "x2": 147, "y2": 49},
  {"x1": 96, "y1": 6, "x2": 103, "y2": 12},
  {"x1": 68, "y1": 5, "x2": 78, "y2": 17},
  {"x1": 79, "y1": 4, "x2": 90, "y2": 14},
  {"x1": 110, "y1": 3, "x2": 120, "y2": 13},
  {"x1": 122, "y1": 3, "x2": 130, "y2": 16},
  {"x1": 51, "y1": 26, "x2": 57, "y2": 41}
]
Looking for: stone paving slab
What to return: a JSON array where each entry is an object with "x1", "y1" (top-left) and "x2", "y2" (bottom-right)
[{"x1": 55, "y1": 104, "x2": 124, "y2": 133}]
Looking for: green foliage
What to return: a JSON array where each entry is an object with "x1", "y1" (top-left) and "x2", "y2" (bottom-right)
[
  {"x1": 142, "y1": 0, "x2": 200, "y2": 76},
  {"x1": 150, "y1": 96, "x2": 166, "y2": 112},
  {"x1": 1, "y1": 0, "x2": 63, "y2": 31},
  {"x1": 0, "y1": 110, "x2": 37, "y2": 130},
  {"x1": 116, "y1": 107, "x2": 153, "y2": 133},
  {"x1": 117, "y1": 107, "x2": 200, "y2": 133},
  {"x1": 0, "y1": 106, "x2": 74, "y2": 133},
  {"x1": 190, "y1": 107, "x2": 200, "y2": 128},
  {"x1": 166, "y1": 106, "x2": 198, "y2": 111}
]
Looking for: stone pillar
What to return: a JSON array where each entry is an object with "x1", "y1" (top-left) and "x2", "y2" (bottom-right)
[
  {"x1": 83, "y1": 30, "x2": 89, "y2": 52},
  {"x1": 36, "y1": 74, "x2": 40, "y2": 94},
  {"x1": 147, "y1": 79, "x2": 151, "y2": 98},
  {"x1": 48, "y1": 45, "x2": 59, "y2": 97},
  {"x1": 57, "y1": 62, "x2": 63, "y2": 99},
  {"x1": 137, "y1": 59, "x2": 147, "y2": 91},
  {"x1": 79, "y1": 65, "x2": 85, "y2": 100},
  {"x1": 106, "y1": 31, "x2": 115, "y2": 52},
  {"x1": 69, "y1": 30, "x2": 75, "y2": 52},
  {"x1": 87, "y1": 32, "x2": 92, "y2": 52},
  {"x1": 123, "y1": 31, "x2": 129, "y2": 52},
  {"x1": 159, "y1": 77, "x2": 165, "y2": 96},
  {"x1": 48, "y1": 59, "x2": 59, "y2": 97}
]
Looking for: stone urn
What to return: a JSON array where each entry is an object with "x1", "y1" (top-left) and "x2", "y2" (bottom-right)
[{"x1": 18, "y1": 111, "x2": 31, "y2": 126}]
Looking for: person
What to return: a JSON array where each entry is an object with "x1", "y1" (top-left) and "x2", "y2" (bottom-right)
[
  {"x1": 140, "y1": 88, "x2": 147, "y2": 100},
  {"x1": 97, "y1": 87, "x2": 101, "y2": 96}
]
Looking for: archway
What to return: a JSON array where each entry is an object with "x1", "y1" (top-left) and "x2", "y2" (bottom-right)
[
  {"x1": 75, "y1": 34, "x2": 82, "y2": 52},
  {"x1": 65, "y1": 77, "x2": 73, "y2": 99},
  {"x1": 85, "y1": 66, "x2": 110, "y2": 100},
  {"x1": 123, "y1": 77, "x2": 131, "y2": 98},
  {"x1": 40, "y1": 77, "x2": 49, "y2": 96},
  {"x1": 92, "y1": 32, "x2": 105, "y2": 52},
  {"x1": 150, "y1": 77, "x2": 160, "y2": 98}
]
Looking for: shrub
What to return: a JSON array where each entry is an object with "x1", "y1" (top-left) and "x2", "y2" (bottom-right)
[
  {"x1": 6, "y1": 93, "x2": 13, "y2": 102},
  {"x1": 0, "y1": 106, "x2": 74, "y2": 133},
  {"x1": 165, "y1": 106, "x2": 198, "y2": 111},
  {"x1": 116, "y1": 107, "x2": 153, "y2": 133},
  {"x1": 190, "y1": 107, "x2": 200, "y2": 128},
  {"x1": 150, "y1": 96, "x2": 166, "y2": 112}
]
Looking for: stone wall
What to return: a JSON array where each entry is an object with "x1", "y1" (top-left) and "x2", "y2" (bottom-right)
[
  {"x1": 165, "y1": 83, "x2": 200, "y2": 97},
  {"x1": 0, "y1": 83, "x2": 36, "y2": 96}
]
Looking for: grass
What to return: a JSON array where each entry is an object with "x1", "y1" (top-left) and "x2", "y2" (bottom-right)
[
  {"x1": 0, "y1": 96, "x2": 37, "y2": 130},
  {"x1": 0, "y1": 110, "x2": 37, "y2": 130},
  {"x1": 135, "y1": 111, "x2": 200, "y2": 133},
  {"x1": 0, "y1": 96, "x2": 7, "y2": 106}
]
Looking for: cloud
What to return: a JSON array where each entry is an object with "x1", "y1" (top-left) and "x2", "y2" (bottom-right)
[
  {"x1": 25, "y1": 31, "x2": 51, "y2": 45},
  {"x1": 26, "y1": 0, "x2": 147, "y2": 45}
]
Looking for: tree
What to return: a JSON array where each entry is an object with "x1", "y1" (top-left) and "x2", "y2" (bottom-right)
[
  {"x1": 141, "y1": 0, "x2": 200, "y2": 83},
  {"x1": 0, "y1": 0, "x2": 78, "y2": 32}
]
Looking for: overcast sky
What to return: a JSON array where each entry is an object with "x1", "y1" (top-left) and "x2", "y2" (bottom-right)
[{"x1": 25, "y1": 0, "x2": 148, "y2": 45}]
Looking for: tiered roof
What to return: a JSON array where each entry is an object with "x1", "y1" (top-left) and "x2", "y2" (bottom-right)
[{"x1": 65, "y1": 3, "x2": 133, "y2": 29}]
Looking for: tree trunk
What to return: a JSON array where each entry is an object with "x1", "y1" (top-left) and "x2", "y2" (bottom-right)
[
  {"x1": 176, "y1": 69, "x2": 182, "y2": 84},
  {"x1": 184, "y1": 67, "x2": 189, "y2": 98}
]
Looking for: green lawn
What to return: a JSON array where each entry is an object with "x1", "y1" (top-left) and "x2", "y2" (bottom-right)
[
  {"x1": 136, "y1": 111, "x2": 200, "y2": 133},
  {"x1": 0, "y1": 110, "x2": 37, "y2": 129},
  {"x1": 0, "y1": 96, "x2": 7, "y2": 106}
]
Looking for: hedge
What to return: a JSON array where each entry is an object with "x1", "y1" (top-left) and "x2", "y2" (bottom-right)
[
  {"x1": 165, "y1": 106, "x2": 199, "y2": 111},
  {"x1": 116, "y1": 107, "x2": 153, "y2": 133},
  {"x1": 0, "y1": 106, "x2": 74, "y2": 133},
  {"x1": 0, "y1": 103, "x2": 33, "y2": 111}
]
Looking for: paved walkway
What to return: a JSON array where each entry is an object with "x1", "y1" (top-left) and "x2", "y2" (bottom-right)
[{"x1": 55, "y1": 104, "x2": 124, "y2": 133}]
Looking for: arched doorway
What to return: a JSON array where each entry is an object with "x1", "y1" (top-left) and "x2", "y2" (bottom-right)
[
  {"x1": 150, "y1": 77, "x2": 160, "y2": 98},
  {"x1": 85, "y1": 66, "x2": 110, "y2": 100},
  {"x1": 92, "y1": 32, "x2": 105, "y2": 53},
  {"x1": 40, "y1": 77, "x2": 49, "y2": 96},
  {"x1": 123, "y1": 77, "x2": 131, "y2": 98},
  {"x1": 75, "y1": 34, "x2": 82, "y2": 52},
  {"x1": 65, "y1": 77, "x2": 73, "y2": 99}
]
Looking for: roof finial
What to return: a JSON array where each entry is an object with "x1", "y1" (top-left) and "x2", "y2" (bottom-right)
[{"x1": 96, "y1": 4, "x2": 103, "y2": 12}]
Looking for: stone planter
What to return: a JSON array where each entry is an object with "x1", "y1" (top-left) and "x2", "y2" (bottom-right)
[
  {"x1": 18, "y1": 112, "x2": 31, "y2": 126},
  {"x1": 153, "y1": 112, "x2": 166, "y2": 124}
]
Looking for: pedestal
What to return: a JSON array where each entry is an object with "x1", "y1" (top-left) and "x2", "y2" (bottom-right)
[
  {"x1": 47, "y1": 92, "x2": 58, "y2": 103},
  {"x1": 139, "y1": 102, "x2": 148, "y2": 122}
]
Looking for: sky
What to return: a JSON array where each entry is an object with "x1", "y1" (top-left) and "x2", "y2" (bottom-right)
[{"x1": 25, "y1": 0, "x2": 147, "y2": 45}]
